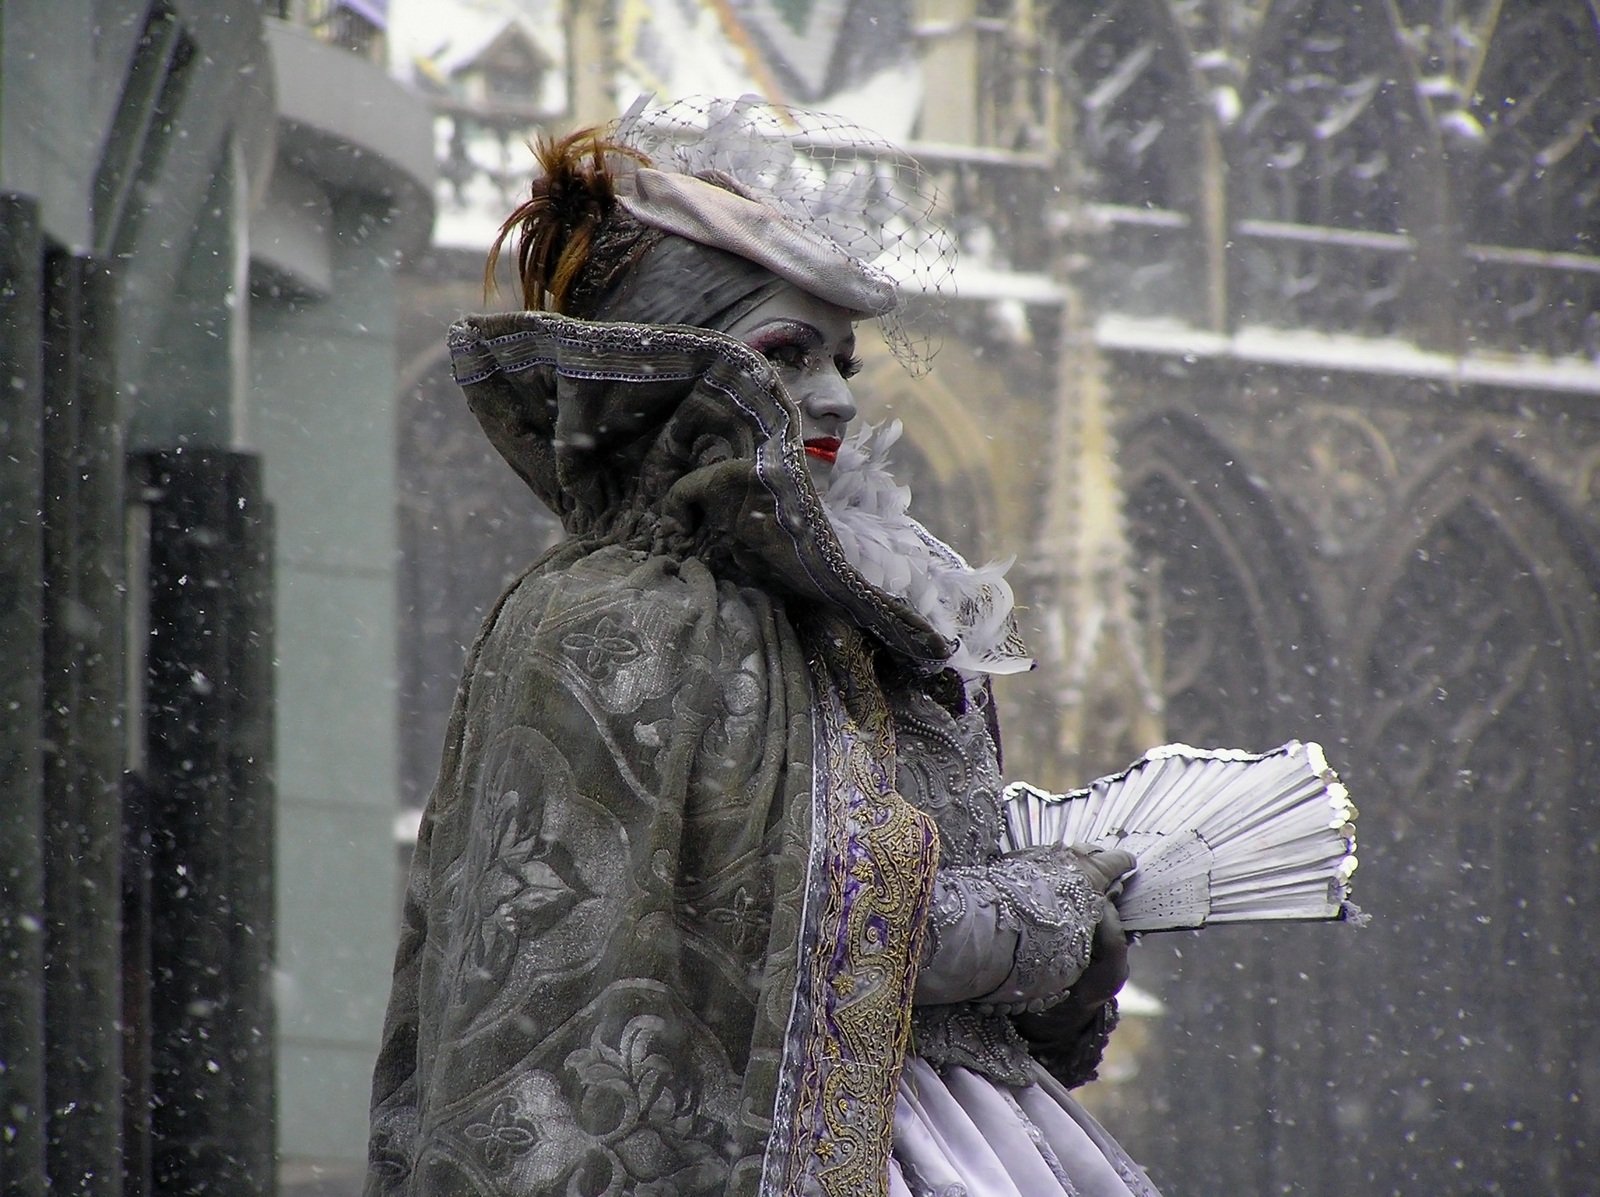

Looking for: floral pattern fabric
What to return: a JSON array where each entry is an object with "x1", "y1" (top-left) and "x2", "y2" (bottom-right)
[{"x1": 368, "y1": 315, "x2": 953, "y2": 1197}]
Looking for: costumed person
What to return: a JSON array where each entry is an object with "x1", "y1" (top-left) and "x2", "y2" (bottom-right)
[{"x1": 366, "y1": 97, "x2": 1163, "y2": 1197}]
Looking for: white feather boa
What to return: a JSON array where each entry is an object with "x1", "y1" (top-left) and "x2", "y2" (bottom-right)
[{"x1": 817, "y1": 422, "x2": 1033, "y2": 676}]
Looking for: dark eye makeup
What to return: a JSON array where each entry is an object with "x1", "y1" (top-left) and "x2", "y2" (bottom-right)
[
  {"x1": 745, "y1": 319, "x2": 858, "y2": 378},
  {"x1": 763, "y1": 341, "x2": 813, "y2": 370}
]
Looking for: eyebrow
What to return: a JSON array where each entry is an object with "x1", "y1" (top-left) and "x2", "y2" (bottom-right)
[
  {"x1": 742, "y1": 318, "x2": 822, "y2": 352},
  {"x1": 743, "y1": 318, "x2": 855, "y2": 354}
]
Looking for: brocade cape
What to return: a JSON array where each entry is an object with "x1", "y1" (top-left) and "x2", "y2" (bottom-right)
[{"x1": 367, "y1": 314, "x2": 965, "y2": 1196}]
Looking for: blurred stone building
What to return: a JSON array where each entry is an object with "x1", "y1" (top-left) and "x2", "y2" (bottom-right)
[
  {"x1": 2, "y1": 1, "x2": 431, "y2": 1192},
  {"x1": 5, "y1": 0, "x2": 1595, "y2": 1194},
  {"x1": 392, "y1": 1, "x2": 1600, "y2": 1193},
  {"x1": 1051, "y1": 5, "x2": 1599, "y2": 1192}
]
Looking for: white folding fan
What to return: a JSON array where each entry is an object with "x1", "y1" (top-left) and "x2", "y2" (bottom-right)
[{"x1": 999, "y1": 741, "x2": 1359, "y2": 933}]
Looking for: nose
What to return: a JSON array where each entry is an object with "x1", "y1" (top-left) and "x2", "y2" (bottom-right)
[{"x1": 799, "y1": 369, "x2": 857, "y2": 429}]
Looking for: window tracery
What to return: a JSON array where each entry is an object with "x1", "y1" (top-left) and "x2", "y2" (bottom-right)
[
  {"x1": 1458, "y1": 1, "x2": 1600, "y2": 359},
  {"x1": 1119, "y1": 393, "x2": 1600, "y2": 1192},
  {"x1": 1231, "y1": 0, "x2": 1425, "y2": 334},
  {"x1": 1120, "y1": 411, "x2": 1337, "y2": 1195},
  {"x1": 1234, "y1": 1, "x2": 1415, "y2": 234},
  {"x1": 1465, "y1": 3, "x2": 1599, "y2": 256},
  {"x1": 1048, "y1": 0, "x2": 1599, "y2": 357},
  {"x1": 1353, "y1": 459, "x2": 1599, "y2": 1191},
  {"x1": 1051, "y1": 0, "x2": 1212, "y2": 320}
]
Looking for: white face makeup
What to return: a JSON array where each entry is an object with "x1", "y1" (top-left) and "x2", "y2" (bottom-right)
[{"x1": 723, "y1": 285, "x2": 861, "y2": 473}]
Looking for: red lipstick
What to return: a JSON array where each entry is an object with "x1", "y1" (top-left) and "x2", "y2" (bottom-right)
[{"x1": 804, "y1": 437, "x2": 841, "y2": 464}]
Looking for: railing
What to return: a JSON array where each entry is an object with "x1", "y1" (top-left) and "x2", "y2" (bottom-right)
[
  {"x1": 906, "y1": 141, "x2": 1056, "y2": 278},
  {"x1": 1211, "y1": 217, "x2": 1600, "y2": 360},
  {"x1": 435, "y1": 101, "x2": 555, "y2": 213},
  {"x1": 1463, "y1": 243, "x2": 1600, "y2": 361},
  {"x1": 1232, "y1": 218, "x2": 1415, "y2": 339},
  {"x1": 424, "y1": 85, "x2": 1600, "y2": 363},
  {"x1": 429, "y1": 111, "x2": 1067, "y2": 290},
  {"x1": 1085, "y1": 203, "x2": 1203, "y2": 323},
  {"x1": 432, "y1": 104, "x2": 568, "y2": 251}
]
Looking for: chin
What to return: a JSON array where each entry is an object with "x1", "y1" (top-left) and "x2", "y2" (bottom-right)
[{"x1": 804, "y1": 456, "x2": 835, "y2": 488}]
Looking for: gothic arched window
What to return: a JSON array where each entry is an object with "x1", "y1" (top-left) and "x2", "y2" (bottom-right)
[
  {"x1": 1232, "y1": 0, "x2": 1429, "y2": 335},
  {"x1": 1120, "y1": 408, "x2": 1343, "y2": 1195},
  {"x1": 1458, "y1": 2, "x2": 1600, "y2": 359},
  {"x1": 1347, "y1": 444, "x2": 1600, "y2": 1192},
  {"x1": 1053, "y1": 0, "x2": 1214, "y2": 322},
  {"x1": 1466, "y1": 3, "x2": 1599, "y2": 256}
]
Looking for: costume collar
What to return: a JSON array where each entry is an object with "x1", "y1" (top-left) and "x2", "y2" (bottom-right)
[{"x1": 449, "y1": 310, "x2": 956, "y2": 672}]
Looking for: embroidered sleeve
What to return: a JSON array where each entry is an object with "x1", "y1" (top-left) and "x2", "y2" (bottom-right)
[{"x1": 914, "y1": 845, "x2": 1103, "y2": 1015}]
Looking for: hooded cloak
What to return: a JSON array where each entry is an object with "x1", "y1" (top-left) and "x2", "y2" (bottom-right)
[{"x1": 366, "y1": 312, "x2": 952, "y2": 1197}]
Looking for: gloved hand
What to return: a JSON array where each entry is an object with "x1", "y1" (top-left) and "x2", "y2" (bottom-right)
[
  {"x1": 1015, "y1": 893, "x2": 1131, "y2": 1044},
  {"x1": 915, "y1": 844, "x2": 1135, "y2": 1015}
]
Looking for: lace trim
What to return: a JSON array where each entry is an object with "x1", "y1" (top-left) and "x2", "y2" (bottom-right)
[
  {"x1": 888, "y1": 687, "x2": 1004, "y2": 867},
  {"x1": 924, "y1": 850, "x2": 1099, "y2": 1017},
  {"x1": 819, "y1": 422, "x2": 1032, "y2": 677},
  {"x1": 911, "y1": 1005, "x2": 1037, "y2": 1088}
]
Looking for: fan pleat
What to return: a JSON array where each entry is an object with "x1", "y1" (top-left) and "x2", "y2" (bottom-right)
[{"x1": 999, "y1": 741, "x2": 1358, "y2": 932}]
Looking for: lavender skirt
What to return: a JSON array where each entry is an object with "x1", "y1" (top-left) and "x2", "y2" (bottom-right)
[{"x1": 888, "y1": 1058, "x2": 1164, "y2": 1197}]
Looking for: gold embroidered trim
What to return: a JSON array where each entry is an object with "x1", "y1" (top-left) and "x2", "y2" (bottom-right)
[{"x1": 777, "y1": 620, "x2": 939, "y2": 1196}]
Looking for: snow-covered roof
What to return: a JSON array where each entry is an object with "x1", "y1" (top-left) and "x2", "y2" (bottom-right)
[
  {"x1": 608, "y1": 1, "x2": 756, "y2": 101},
  {"x1": 811, "y1": 59, "x2": 922, "y2": 142},
  {"x1": 1096, "y1": 314, "x2": 1600, "y2": 395},
  {"x1": 734, "y1": 0, "x2": 852, "y2": 97},
  {"x1": 393, "y1": 1, "x2": 938, "y2": 259},
  {"x1": 387, "y1": 0, "x2": 563, "y2": 89}
]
